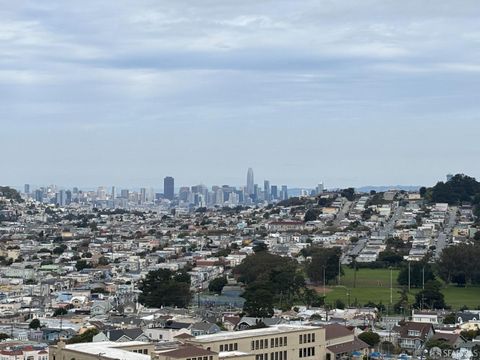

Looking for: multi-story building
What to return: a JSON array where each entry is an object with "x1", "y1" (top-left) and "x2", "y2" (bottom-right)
[
  {"x1": 187, "y1": 325, "x2": 325, "y2": 360},
  {"x1": 164, "y1": 177, "x2": 175, "y2": 200},
  {"x1": 50, "y1": 341, "x2": 154, "y2": 360}
]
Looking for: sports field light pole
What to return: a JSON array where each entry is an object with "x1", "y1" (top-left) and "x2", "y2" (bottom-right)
[{"x1": 390, "y1": 267, "x2": 393, "y2": 306}]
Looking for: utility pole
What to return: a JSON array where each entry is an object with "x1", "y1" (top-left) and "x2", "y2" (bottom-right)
[
  {"x1": 323, "y1": 266, "x2": 326, "y2": 298},
  {"x1": 408, "y1": 261, "x2": 411, "y2": 291},
  {"x1": 422, "y1": 266, "x2": 425, "y2": 290},
  {"x1": 338, "y1": 257, "x2": 341, "y2": 285},
  {"x1": 390, "y1": 267, "x2": 393, "y2": 305}
]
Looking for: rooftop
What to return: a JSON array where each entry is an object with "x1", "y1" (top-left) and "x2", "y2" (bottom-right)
[
  {"x1": 62, "y1": 341, "x2": 150, "y2": 360},
  {"x1": 191, "y1": 325, "x2": 321, "y2": 343}
]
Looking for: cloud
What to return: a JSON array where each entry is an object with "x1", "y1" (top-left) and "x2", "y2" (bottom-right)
[{"x1": 1, "y1": 0, "x2": 480, "y2": 186}]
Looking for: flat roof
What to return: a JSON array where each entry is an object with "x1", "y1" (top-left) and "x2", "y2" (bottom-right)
[
  {"x1": 191, "y1": 325, "x2": 322, "y2": 343},
  {"x1": 63, "y1": 341, "x2": 150, "y2": 360}
]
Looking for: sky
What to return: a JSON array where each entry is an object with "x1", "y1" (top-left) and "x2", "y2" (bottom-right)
[{"x1": 1, "y1": 0, "x2": 480, "y2": 189}]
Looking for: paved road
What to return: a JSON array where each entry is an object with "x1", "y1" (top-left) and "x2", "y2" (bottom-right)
[
  {"x1": 333, "y1": 200, "x2": 352, "y2": 227},
  {"x1": 435, "y1": 206, "x2": 457, "y2": 259},
  {"x1": 378, "y1": 204, "x2": 404, "y2": 238}
]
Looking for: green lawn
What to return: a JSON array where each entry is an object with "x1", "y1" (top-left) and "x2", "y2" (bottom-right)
[{"x1": 321, "y1": 267, "x2": 480, "y2": 311}]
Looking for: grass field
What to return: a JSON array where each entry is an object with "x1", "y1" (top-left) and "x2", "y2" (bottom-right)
[{"x1": 318, "y1": 267, "x2": 480, "y2": 311}]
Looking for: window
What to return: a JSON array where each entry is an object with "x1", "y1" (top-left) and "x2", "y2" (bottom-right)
[
  {"x1": 307, "y1": 334, "x2": 311, "y2": 343},
  {"x1": 299, "y1": 335, "x2": 303, "y2": 344},
  {"x1": 279, "y1": 351, "x2": 283, "y2": 360},
  {"x1": 256, "y1": 340, "x2": 259, "y2": 350},
  {"x1": 234, "y1": 343, "x2": 238, "y2": 351},
  {"x1": 283, "y1": 351, "x2": 287, "y2": 360},
  {"x1": 229, "y1": 344, "x2": 233, "y2": 351},
  {"x1": 260, "y1": 340, "x2": 264, "y2": 350},
  {"x1": 271, "y1": 353, "x2": 274, "y2": 360},
  {"x1": 252, "y1": 341, "x2": 255, "y2": 350},
  {"x1": 303, "y1": 348, "x2": 307, "y2": 358},
  {"x1": 275, "y1": 352, "x2": 278, "y2": 360},
  {"x1": 284, "y1": 337, "x2": 287, "y2": 346},
  {"x1": 264, "y1": 339, "x2": 268, "y2": 348},
  {"x1": 220, "y1": 345, "x2": 224, "y2": 352},
  {"x1": 299, "y1": 349, "x2": 302, "y2": 358},
  {"x1": 311, "y1": 334, "x2": 315, "y2": 343},
  {"x1": 275, "y1": 338, "x2": 279, "y2": 347},
  {"x1": 271, "y1": 339, "x2": 274, "y2": 348},
  {"x1": 303, "y1": 334, "x2": 307, "y2": 344},
  {"x1": 312, "y1": 347, "x2": 315, "y2": 356},
  {"x1": 279, "y1": 337, "x2": 283, "y2": 347},
  {"x1": 143, "y1": 350, "x2": 148, "y2": 355}
]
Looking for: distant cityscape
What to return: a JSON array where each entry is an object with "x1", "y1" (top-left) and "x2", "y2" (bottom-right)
[{"x1": 21, "y1": 168, "x2": 327, "y2": 209}]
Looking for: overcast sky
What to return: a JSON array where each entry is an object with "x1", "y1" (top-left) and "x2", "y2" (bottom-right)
[{"x1": 1, "y1": 1, "x2": 480, "y2": 189}]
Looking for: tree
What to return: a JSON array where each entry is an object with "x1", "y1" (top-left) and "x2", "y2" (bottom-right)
[
  {"x1": 414, "y1": 281, "x2": 446, "y2": 310},
  {"x1": 341, "y1": 188, "x2": 355, "y2": 201},
  {"x1": 334, "y1": 299, "x2": 345, "y2": 310},
  {"x1": 243, "y1": 281, "x2": 274, "y2": 317},
  {"x1": 397, "y1": 262, "x2": 435, "y2": 288},
  {"x1": 358, "y1": 331, "x2": 380, "y2": 347},
  {"x1": 0, "y1": 333, "x2": 9, "y2": 341},
  {"x1": 67, "y1": 328, "x2": 99, "y2": 344},
  {"x1": 437, "y1": 243, "x2": 480, "y2": 286},
  {"x1": 253, "y1": 242, "x2": 268, "y2": 253},
  {"x1": 234, "y1": 251, "x2": 305, "y2": 306},
  {"x1": 305, "y1": 247, "x2": 342, "y2": 284},
  {"x1": 75, "y1": 259, "x2": 91, "y2": 271},
  {"x1": 97, "y1": 256, "x2": 110, "y2": 266},
  {"x1": 378, "y1": 251, "x2": 404, "y2": 267},
  {"x1": 29, "y1": 318, "x2": 41, "y2": 329},
  {"x1": 53, "y1": 308, "x2": 68, "y2": 317},
  {"x1": 52, "y1": 245, "x2": 66, "y2": 255},
  {"x1": 304, "y1": 209, "x2": 320, "y2": 222},
  {"x1": 425, "y1": 338, "x2": 452, "y2": 350},
  {"x1": 138, "y1": 269, "x2": 192, "y2": 308},
  {"x1": 379, "y1": 341, "x2": 395, "y2": 354},
  {"x1": 303, "y1": 288, "x2": 324, "y2": 308},
  {"x1": 443, "y1": 313, "x2": 456, "y2": 325},
  {"x1": 208, "y1": 277, "x2": 228, "y2": 294}
]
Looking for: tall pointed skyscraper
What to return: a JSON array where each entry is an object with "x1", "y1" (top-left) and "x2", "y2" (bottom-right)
[{"x1": 246, "y1": 168, "x2": 254, "y2": 195}]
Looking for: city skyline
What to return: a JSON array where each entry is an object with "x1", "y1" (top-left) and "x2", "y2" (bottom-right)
[{"x1": 1, "y1": 1, "x2": 480, "y2": 188}]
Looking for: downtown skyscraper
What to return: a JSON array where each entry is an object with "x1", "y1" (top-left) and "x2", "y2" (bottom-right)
[
  {"x1": 246, "y1": 168, "x2": 254, "y2": 195},
  {"x1": 164, "y1": 176, "x2": 175, "y2": 200}
]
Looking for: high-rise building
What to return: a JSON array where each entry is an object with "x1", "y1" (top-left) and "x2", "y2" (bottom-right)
[
  {"x1": 111, "y1": 186, "x2": 116, "y2": 200},
  {"x1": 246, "y1": 168, "x2": 254, "y2": 195},
  {"x1": 164, "y1": 176, "x2": 175, "y2": 200},
  {"x1": 179, "y1": 187, "x2": 190, "y2": 202},
  {"x1": 24, "y1": 184, "x2": 30, "y2": 194},
  {"x1": 281, "y1": 185, "x2": 288, "y2": 200},
  {"x1": 140, "y1": 188, "x2": 147, "y2": 204},
  {"x1": 56, "y1": 190, "x2": 66, "y2": 206},
  {"x1": 264, "y1": 180, "x2": 270, "y2": 201},
  {"x1": 316, "y1": 182, "x2": 324, "y2": 195},
  {"x1": 120, "y1": 189, "x2": 129, "y2": 199},
  {"x1": 65, "y1": 190, "x2": 72, "y2": 205},
  {"x1": 34, "y1": 189, "x2": 43, "y2": 202},
  {"x1": 271, "y1": 185, "x2": 278, "y2": 200}
]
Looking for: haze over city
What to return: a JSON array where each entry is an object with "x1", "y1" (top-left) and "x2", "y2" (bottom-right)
[{"x1": 2, "y1": 1, "x2": 480, "y2": 188}]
